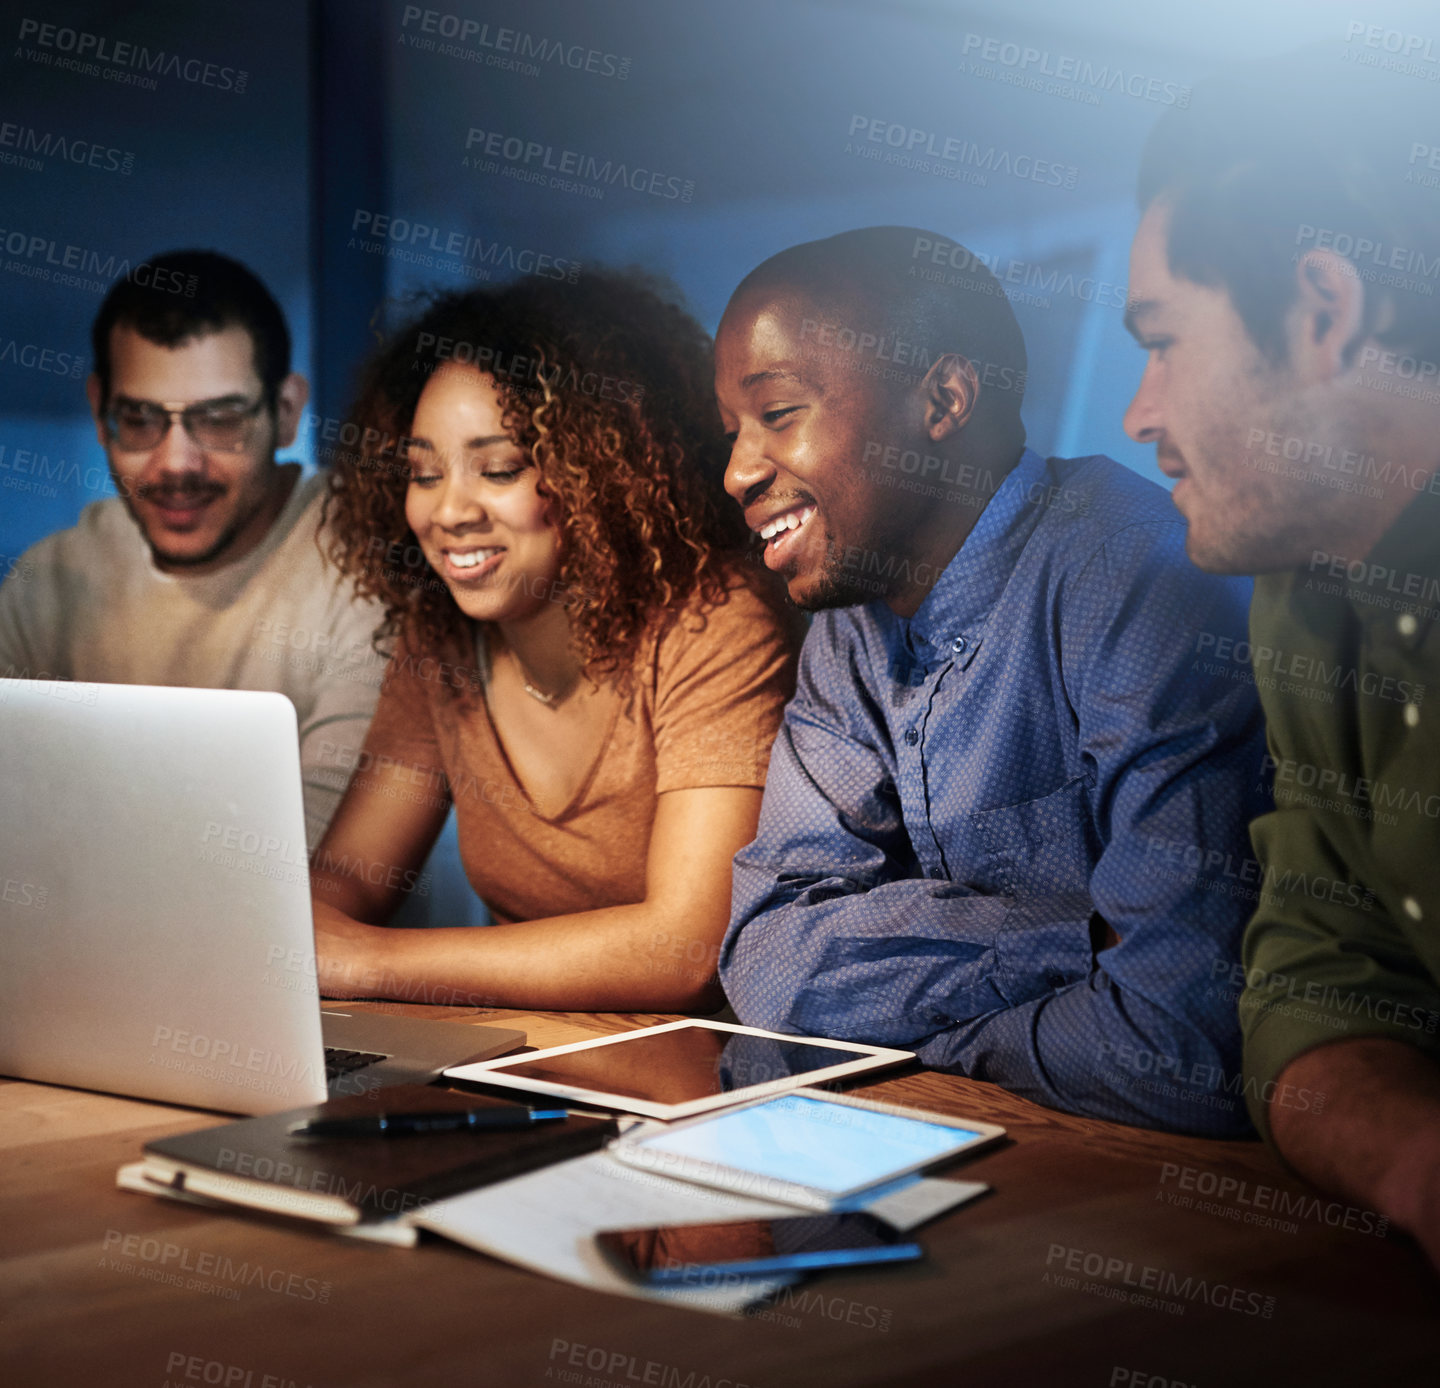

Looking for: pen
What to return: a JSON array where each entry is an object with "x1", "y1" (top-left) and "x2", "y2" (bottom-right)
[{"x1": 290, "y1": 1107, "x2": 569, "y2": 1138}]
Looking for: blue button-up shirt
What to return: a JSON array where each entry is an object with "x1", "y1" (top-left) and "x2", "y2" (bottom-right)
[{"x1": 721, "y1": 449, "x2": 1270, "y2": 1136}]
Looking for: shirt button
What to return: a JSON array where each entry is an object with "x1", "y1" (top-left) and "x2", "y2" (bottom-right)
[
  {"x1": 929, "y1": 866, "x2": 946, "y2": 879},
  {"x1": 1398, "y1": 613, "x2": 1418, "y2": 638},
  {"x1": 951, "y1": 636, "x2": 967, "y2": 654},
  {"x1": 1405, "y1": 702, "x2": 1421, "y2": 728},
  {"x1": 904, "y1": 728, "x2": 920, "y2": 745},
  {"x1": 1404, "y1": 896, "x2": 1423, "y2": 922}
]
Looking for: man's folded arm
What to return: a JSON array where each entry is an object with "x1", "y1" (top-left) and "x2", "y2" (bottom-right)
[
  {"x1": 724, "y1": 702, "x2": 1257, "y2": 1135},
  {"x1": 722, "y1": 701, "x2": 1082, "y2": 1039},
  {"x1": 722, "y1": 529, "x2": 1266, "y2": 1136},
  {"x1": 1239, "y1": 793, "x2": 1440, "y2": 1254},
  {"x1": 1242, "y1": 802, "x2": 1440, "y2": 1140}
]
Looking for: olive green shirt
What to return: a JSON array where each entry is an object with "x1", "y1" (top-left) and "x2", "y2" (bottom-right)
[{"x1": 1242, "y1": 486, "x2": 1440, "y2": 1140}]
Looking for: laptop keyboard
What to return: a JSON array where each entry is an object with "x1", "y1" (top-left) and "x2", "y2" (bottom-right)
[{"x1": 323, "y1": 1046, "x2": 388, "y2": 1079}]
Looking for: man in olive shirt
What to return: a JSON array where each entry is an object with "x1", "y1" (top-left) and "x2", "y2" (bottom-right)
[{"x1": 1123, "y1": 53, "x2": 1440, "y2": 1264}]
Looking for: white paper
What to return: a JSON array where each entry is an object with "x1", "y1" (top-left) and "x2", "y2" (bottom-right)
[
  {"x1": 415, "y1": 1150, "x2": 805, "y2": 1314},
  {"x1": 848, "y1": 1175, "x2": 989, "y2": 1227},
  {"x1": 414, "y1": 1152, "x2": 990, "y2": 1314}
]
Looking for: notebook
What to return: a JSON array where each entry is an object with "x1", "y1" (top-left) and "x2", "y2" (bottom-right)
[{"x1": 136, "y1": 1085, "x2": 616, "y2": 1225}]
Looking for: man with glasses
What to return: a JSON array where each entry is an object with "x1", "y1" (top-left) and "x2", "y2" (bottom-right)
[{"x1": 0, "y1": 250, "x2": 386, "y2": 846}]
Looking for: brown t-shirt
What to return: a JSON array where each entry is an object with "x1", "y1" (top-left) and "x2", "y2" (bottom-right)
[{"x1": 361, "y1": 568, "x2": 799, "y2": 923}]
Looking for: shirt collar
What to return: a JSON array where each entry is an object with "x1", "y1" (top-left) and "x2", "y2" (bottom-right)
[
  {"x1": 1363, "y1": 482, "x2": 1440, "y2": 588},
  {"x1": 903, "y1": 447, "x2": 1048, "y2": 660}
]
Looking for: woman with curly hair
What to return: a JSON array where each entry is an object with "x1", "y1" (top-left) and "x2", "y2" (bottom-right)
[{"x1": 311, "y1": 270, "x2": 799, "y2": 1010}]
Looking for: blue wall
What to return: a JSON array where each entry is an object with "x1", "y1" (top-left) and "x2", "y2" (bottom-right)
[
  {"x1": 7, "y1": 0, "x2": 1432, "y2": 565},
  {"x1": 0, "y1": 3, "x2": 313, "y2": 562}
]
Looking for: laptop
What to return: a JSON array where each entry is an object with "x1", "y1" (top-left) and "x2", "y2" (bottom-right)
[{"x1": 0, "y1": 678, "x2": 525, "y2": 1115}]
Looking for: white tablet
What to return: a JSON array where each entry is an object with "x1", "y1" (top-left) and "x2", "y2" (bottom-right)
[
  {"x1": 608, "y1": 1088, "x2": 1005, "y2": 1210},
  {"x1": 442, "y1": 1019, "x2": 914, "y2": 1120}
]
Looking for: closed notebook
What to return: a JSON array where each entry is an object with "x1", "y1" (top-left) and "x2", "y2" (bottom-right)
[{"x1": 140, "y1": 1085, "x2": 616, "y2": 1226}]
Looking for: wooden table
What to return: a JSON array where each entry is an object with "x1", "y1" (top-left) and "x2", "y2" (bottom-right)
[{"x1": 2, "y1": 1004, "x2": 1434, "y2": 1388}]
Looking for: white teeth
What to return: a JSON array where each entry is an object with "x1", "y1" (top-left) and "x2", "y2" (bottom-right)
[
  {"x1": 448, "y1": 548, "x2": 501, "y2": 568},
  {"x1": 758, "y1": 506, "x2": 814, "y2": 542}
]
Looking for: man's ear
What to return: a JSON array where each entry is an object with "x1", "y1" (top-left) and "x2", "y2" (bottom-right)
[
  {"x1": 1290, "y1": 249, "x2": 1367, "y2": 380},
  {"x1": 272, "y1": 373, "x2": 310, "y2": 450},
  {"x1": 85, "y1": 374, "x2": 107, "y2": 448},
  {"x1": 920, "y1": 354, "x2": 980, "y2": 443}
]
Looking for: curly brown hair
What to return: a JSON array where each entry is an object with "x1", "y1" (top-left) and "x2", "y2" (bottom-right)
[{"x1": 323, "y1": 269, "x2": 746, "y2": 691}]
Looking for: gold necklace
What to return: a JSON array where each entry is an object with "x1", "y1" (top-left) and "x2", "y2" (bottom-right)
[
  {"x1": 519, "y1": 671, "x2": 557, "y2": 705},
  {"x1": 512, "y1": 648, "x2": 575, "y2": 706},
  {"x1": 478, "y1": 630, "x2": 571, "y2": 707}
]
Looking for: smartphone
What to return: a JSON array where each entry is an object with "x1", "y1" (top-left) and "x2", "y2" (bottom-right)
[{"x1": 594, "y1": 1211, "x2": 923, "y2": 1286}]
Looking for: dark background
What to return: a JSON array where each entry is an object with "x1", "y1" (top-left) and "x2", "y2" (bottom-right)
[
  {"x1": 2, "y1": 0, "x2": 1433, "y2": 917},
  {"x1": 7, "y1": 0, "x2": 1437, "y2": 563}
]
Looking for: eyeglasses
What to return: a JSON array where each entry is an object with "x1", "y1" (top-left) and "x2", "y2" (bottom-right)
[{"x1": 103, "y1": 396, "x2": 266, "y2": 453}]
